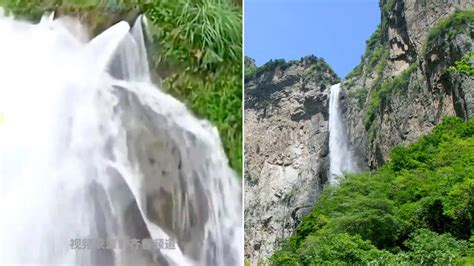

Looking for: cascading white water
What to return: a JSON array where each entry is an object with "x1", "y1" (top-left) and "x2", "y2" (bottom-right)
[
  {"x1": 0, "y1": 11, "x2": 242, "y2": 266},
  {"x1": 328, "y1": 83, "x2": 357, "y2": 184}
]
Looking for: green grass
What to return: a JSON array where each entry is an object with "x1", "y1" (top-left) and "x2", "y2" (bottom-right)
[
  {"x1": 0, "y1": 0, "x2": 243, "y2": 173},
  {"x1": 270, "y1": 117, "x2": 474, "y2": 265},
  {"x1": 144, "y1": 0, "x2": 242, "y2": 173}
]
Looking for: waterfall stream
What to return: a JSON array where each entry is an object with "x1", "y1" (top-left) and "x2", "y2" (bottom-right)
[
  {"x1": 328, "y1": 83, "x2": 357, "y2": 184},
  {"x1": 0, "y1": 12, "x2": 242, "y2": 265}
]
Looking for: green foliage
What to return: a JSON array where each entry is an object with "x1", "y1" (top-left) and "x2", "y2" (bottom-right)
[
  {"x1": 298, "y1": 232, "x2": 386, "y2": 265},
  {"x1": 246, "y1": 55, "x2": 339, "y2": 84},
  {"x1": 245, "y1": 67, "x2": 256, "y2": 82},
  {"x1": 0, "y1": 0, "x2": 64, "y2": 19},
  {"x1": 304, "y1": 57, "x2": 340, "y2": 83},
  {"x1": 366, "y1": 25, "x2": 382, "y2": 50},
  {"x1": 381, "y1": 0, "x2": 396, "y2": 16},
  {"x1": 244, "y1": 56, "x2": 255, "y2": 67},
  {"x1": 424, "y1": 7, "x2": 474, "y2": 53},
  {"x1": 444, "y1": 178, "x2": 474, "y2": 225},
  {"x1": 244, "y1": 56, "x2": 257, "y2": 82},
  {"x1": 144, "y1": 0, "x2": 241, "y2": 73},
  {"x1": 401, "y1": 229, "x2": 469, "y2": 265},
  {"x1": 145, "y1": 0, "x2": 242, "y2": 173},
  {"x1": 345, "y1": 64, "x2": 363, "y2": 80},
  {"x1": 254, "y1": 59, "x2": 286, "y2": 78},
  {"x1": 270, "y1": 117, "x2": 474, "y2": 265},
  {"x1": 364, "y1": 64, "x2": 417, "y2": 130},
  {"x1": 367, "y1": 46, "x2": 385, "y2": 71},
  {"x1": 348, "y1": 87, "x2": 368, "y2": 110},
  {"x1": 449, "y1": 52, "x2": 474, "y2": 77},
  {"x1": 345, "y1": 25, "x2": 386, "y2": 80}
]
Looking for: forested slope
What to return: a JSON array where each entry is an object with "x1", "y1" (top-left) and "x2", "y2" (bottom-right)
[{"x1": 271, "y1": 117, "x2": 474, "y2": 265}]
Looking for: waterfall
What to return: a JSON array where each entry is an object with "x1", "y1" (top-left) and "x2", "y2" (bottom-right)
[
  {"x1": 0, "y1": 12, "x2": 242, "y2": 265},
  {"x1": 328, "y1": 83, "x2": 356, "y2": 184}
]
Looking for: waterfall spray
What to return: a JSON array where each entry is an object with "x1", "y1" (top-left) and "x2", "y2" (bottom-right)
[
  {"x1": 328, "y1": 84, "x2": 357, "y2": 184},
  {"x1": 0, "y1": 11, "x2": 242, "y2": 265}
]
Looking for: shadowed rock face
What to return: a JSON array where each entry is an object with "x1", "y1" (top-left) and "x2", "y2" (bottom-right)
[
  {"x1": 244, "y1": 57, "x2": 338, "y2": 263},
  {"x1": 113, "y1": 86, "x2": 211, "y2": 260},
  {"x1": 342, "y1": 0, "x2": 473, "y2": 169},
  {"x1": 106, "y1": 84, "x2": 242, "y2": 265}
]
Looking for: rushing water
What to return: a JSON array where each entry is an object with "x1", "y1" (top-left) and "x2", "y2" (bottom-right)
[
  {"x1": 328, "y1": 83, "x2": 357, "y2": 184},
  {"x1": 0, "y1": 11, "x2": 242, "y2": 265}
]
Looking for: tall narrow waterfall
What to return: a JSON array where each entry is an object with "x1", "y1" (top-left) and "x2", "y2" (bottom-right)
[
  {"x1": 0, "y1": 12, "x2": 241, "y2": 265},
  {"x1": 328, "y1": 84, "x2": 356, "y2": 184}
]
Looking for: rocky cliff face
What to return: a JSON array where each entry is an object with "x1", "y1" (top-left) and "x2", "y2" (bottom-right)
[
  {"x1": 244, "y1": 56, "x2": 338, "y2": 263},
  {"x1": 245, "y1": 0, "x2": 473, "y2": 264},
  {"x1": 343, "y1": 0, "x2": 474, "y2": 169}
]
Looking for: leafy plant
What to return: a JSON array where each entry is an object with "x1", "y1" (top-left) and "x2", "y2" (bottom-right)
[
  {"x1": 143, "y1": 0, "x2": 242, "y2": 172},
  {"x1": 402, "y1": 229, "x2": 469, "y2": 265},
  {"x1": 449, "y1": 52, "x2": 474, "y2": 77},
  {"x1": 270, "y1": 117, "x2": 474, "y2": 265}
]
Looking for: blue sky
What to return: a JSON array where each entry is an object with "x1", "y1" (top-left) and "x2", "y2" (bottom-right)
[{"x1": 244, "y1": 0, "x2": 380, "y2": 78}]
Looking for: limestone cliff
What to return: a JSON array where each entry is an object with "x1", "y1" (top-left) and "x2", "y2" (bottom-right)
[
  {"x1": 244, "y1": 1, "x2": 473, "y2": 264},
  {"x1": 343, "y1": 0, "x2": 474, "y2": 169},
  {"x1": 244, "y1": 56, "x2": 339, "y2": 263}
]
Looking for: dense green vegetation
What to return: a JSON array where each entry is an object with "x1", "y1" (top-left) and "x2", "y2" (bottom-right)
[
  {"x1": 304, "y1": 56, "x2": 340, "y2": 83},
  {"x1": 0, "y1": 0, "x2": 242, "y2": 173},
  {"x1": 244, "y1": 55, "x2": 339, "y2": 83},
  {"x1": 270, "y1": 117, "x2": 474, "y2": 265},
  {"x1": 243, "y1": 57, "x2": 287, "y2": 82},
  {"x1": 254, "y1": 59, "x2": 286, "y2": 78},
  {"x1": 449, "y1": 52, "x2": 474, "y2": 77},
  {"x1": 270, "y1": 5, "x2": 474, "y2": 264},
  {"x1": 381, "y1": 0, "x2": 396, "y2": 17},
  {"x1": 244, "y1": 56, "x2": 257, "y2": 81},
  {"x1": 346, "y1": 6, "x2": 473, "y2": 139},
  {"x1": 144, "y1": 0, "x2": 242, "y2": 173},
  {"x1": 424, "y1": 7, "x2": 474, "y2": 53}
]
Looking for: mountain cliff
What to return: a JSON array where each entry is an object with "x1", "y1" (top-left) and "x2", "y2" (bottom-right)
[
  {"x1": 244, "y1": 56, "x2": 339, "y2": 263},
  {"x1": 343, "y1": 0, "x2": 473, "y2": 169},
  {"x1": 245, "y1": 0, "x2": 473, "y2": 264}
]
